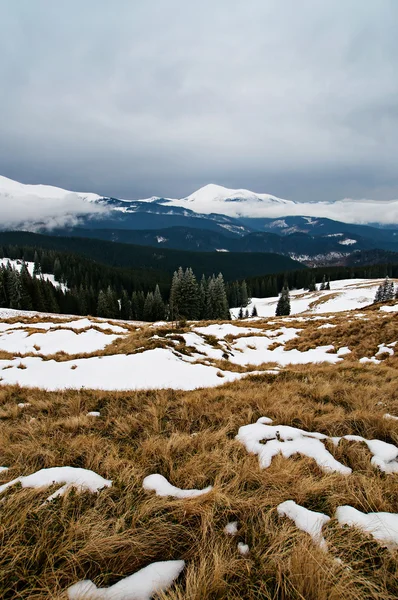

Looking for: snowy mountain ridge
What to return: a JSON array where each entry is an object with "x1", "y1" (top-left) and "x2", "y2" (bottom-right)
[{"x1": 1, "y1": 174, "x2": 398, "y2": 227}]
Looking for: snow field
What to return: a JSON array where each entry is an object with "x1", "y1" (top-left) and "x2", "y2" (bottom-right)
[
  {"x1": 0, "y1": 328, "x2": 121, "y2": 355},
  {"x1": 0, "y1": 303, "x2": 396, "y2": 390},
  {"x1": 232, "y1": 278, "x2": 398, "y2": 319}
]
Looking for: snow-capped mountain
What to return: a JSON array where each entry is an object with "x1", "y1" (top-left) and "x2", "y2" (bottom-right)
[
  {"x1": 1, "y1": 175, "x2": 398, "y2": 233},
  {"x1": 163, "y1": 183, "x2": 295, "y2": 217},
  {"x1": 0, "y1": 175, "x2": 106, "y2": 230},
  {"x1": 0, "y1": 175, "x2": 102, "y2": 203}
]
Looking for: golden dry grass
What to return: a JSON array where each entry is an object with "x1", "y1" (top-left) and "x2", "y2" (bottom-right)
[{"x1": 0, "y1": 358, "x2": 397, "y2": 599}]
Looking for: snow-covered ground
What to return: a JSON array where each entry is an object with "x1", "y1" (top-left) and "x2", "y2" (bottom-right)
[
  {"x1": 233, "y1": 279, "x2": 397, "y2": 318},
  {"x1": 0, "y1": 278, "x2": 396, "y2": 392}
]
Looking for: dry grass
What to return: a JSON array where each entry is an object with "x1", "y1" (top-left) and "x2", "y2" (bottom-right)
[{"x1": 0, "y1": 360, "x2": 397, "y2": 599}]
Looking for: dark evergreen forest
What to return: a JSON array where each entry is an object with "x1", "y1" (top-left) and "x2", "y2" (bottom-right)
[{"x1": 0, "y1": 232, "x2": 397, "y2": 321}]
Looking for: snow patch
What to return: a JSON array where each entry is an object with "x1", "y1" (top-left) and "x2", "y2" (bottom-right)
[
  {"x1": 142, "y1": 474, "x2": 212, "y2": 498},
  {"x1": 67, "y1": 560, "x2": 185, "y2": 600},
  {"x1": 277, "y1": 500, "x2": 330, "y2": 550},
  {"x1": 0, "y1": 466, "x2": 112, "y2": 503},
  {"x1": 335, "y1": 506, "x2": 398, "y2": 549}
]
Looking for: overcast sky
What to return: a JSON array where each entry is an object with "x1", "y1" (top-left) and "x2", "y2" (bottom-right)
[{"x1": 0, "y1": 0, "x2": 397, "y2": 202}]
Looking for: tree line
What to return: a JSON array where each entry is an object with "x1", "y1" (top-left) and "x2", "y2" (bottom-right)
[{"x1": 0, "y1": 260, "x2": 232, "y2": 322}]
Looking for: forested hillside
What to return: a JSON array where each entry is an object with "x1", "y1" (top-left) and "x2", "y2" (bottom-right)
[{"x1": 0, "y1": 231, "x2": 304, "y2": 281}]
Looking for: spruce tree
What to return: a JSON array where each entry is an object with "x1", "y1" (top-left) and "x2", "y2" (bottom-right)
[
  {"x1": 240, "y1": 281, "x2": 249, "y2": 307},
  {"x1": 53, "y1": 258, "x2": 62, "y2": 282},
  {"x1": 276, "y1": 286, "x2": 291, "y2": 316},
  {"x1": 33, "y1": 251, "x2": 42, "y2": 277},
  {"x1": 143, "y1": 292, "x2": 154, "y2": 321},
  {"x1": 97, "y1": 290, "x2": 108, "y2": 317},
  {"x1": 169, "y1": 268, "x2": 183, "y2": 321},
  {"x1": 212, "y1": 273, "x2": 230, "y2": 320},
  {"x1": 120, "y1": 289, "x2": 131, "y2": 320},
  {"x1": 198, "y1": 275, "x2": 207, "y2": 319},
  {"x1": 308, "y1": 278, "x2": 317, "y2": 292},
  {"x1": 251, "y1": 305, "x2": 258, "y2": 317},
  {"x1": 152, "y1": 285, "x2": 166, "y2": 321}
]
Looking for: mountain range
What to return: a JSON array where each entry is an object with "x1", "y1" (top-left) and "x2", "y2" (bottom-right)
[{"x1": 1, "y1": 175, "x2": 398, "y2": 266}]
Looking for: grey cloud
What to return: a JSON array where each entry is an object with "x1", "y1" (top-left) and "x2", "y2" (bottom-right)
[
  {"x1": 0, "y1": 191, "x2": 107, "y2": 230},
  {"x1": 0, "y1": 0, "x2": 398, "y2": 205}
]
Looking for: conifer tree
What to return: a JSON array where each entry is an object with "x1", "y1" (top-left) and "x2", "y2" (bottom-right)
[
  {"x1": 152, "y1": 284, "x2": 166, "y2": 321},
  {"x1": 169, "y1": 268, "x2": 183, "y2": 321},
  {"x1": 143, "y1": 292, "x2": 154, "y2": 321},
  {"x1": 308, "y1": 278, "x2": 317, "y2": 292},
  {"x1": 33, "y1": 251, "x2": 42, "y2": 277},
  {"x1": 53, "y1": 258, "x2": 62, "y2": 282},
  {"x1": 97, "y1": 290, "x2": 108, "y2": 317},
  {"x1": 276, "y1": 286, "x2": 291, "y2": 316},
  {"x1": 251, "y1": 305, "x2": 258, "y2": 317},
  {"x1": 198, "y1": 275, "x2": 207, "y2": 319},
  {"x1": 240, "y1": 281, "x2": 249, "y2": 307},
  {"x1": 120, "y1": 289, "x2": 131, "y2": 320}
]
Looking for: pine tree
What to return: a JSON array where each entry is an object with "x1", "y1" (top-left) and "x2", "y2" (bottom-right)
[
  {"x1": 251, "y1": 305, "x2": 258, "y2": 317},
  {"x1": 143, "y1": 292, "x2": 154, "y2": 321},
  {"x1": 198, "y1": 275, "x2": 207, "y2": 319},
  {"x1": 20, "y1": 261, "x2": 33, "y2": 310},
  {"x1": 169, "y1": 268, "x2": 183, "y2": 321},
  {"x1": 106, "y1": 286, "x2": 120, "y2": 318},
  {"x1": 375, "y1": 276, "x2": 395, "y2": 303},
  {"x1": 325, "y1": 277, "x2": 330, "y2": 291},
  {"x1": 275, "y1": 286, "x2": 291, "y2": 316},
  {"x1": 211, "y1": 273, "x2": 230, "y2": 320},
  {"x1": 33, "y1": 251, "x2": 42, "y2": 277},
  {"x1": 308, "y1": 278, "x2": 317, "y2": 292},
  {"x1": 0, "y1": 269, "x2": 7, "y2": 307},
  {"x1": 244, "y1": 309, "x2": 249, "y2": 318},
  {"x1": 180, "y1": 268, "x2": 200, "y2": 319},
  {"x1": 7, "y1": 269, "x2": 22, "y2": 309},
  {"x1": 97, "y1": 290, "x2": 108, "y2": 317},
  {"x1": 152, "y1": 285, "x2": 166, "y2": 321},
  {"x1": 53, "y1": 258, "x2": 62, "y2": 282},
  {"x1": 120, "y1": 289, "x2": 131, "y2": 320},
  {"x1": 320, "y1": 275, "x2": 326, "y2": 290},
  {"x1": 240, "y1": 281, "x2": 249, "y2": 307},
  {"x1": 238, "y1": 306, "x2": 244, "y2": 319}
]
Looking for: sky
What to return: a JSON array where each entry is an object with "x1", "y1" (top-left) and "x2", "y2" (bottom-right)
[{"x1": 0, "y1": 0, "x2": 398, "y2": 204}]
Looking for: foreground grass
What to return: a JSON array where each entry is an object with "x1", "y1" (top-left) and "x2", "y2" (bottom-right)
[{"x1": 0, "y1": 360, "x2": 397, "y2": 599}]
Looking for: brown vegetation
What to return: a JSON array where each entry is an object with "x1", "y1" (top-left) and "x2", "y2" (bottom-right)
[{"x1": 0, "y1": 357, "x2": 397, "y2": 599}]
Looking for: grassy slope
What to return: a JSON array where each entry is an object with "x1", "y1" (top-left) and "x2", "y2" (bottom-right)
[{"x1": 0, "y1": 310, "x2": 397, "y2": 599}]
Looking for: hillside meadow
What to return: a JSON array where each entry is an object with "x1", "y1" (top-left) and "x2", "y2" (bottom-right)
[{"x1": 0, "y1": 304, "x2": 397, "y2": 599}]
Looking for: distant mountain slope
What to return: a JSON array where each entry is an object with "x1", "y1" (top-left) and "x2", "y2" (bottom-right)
[
  {"x1": 242, "y1": 215, "x2": 398, "y2": 242},
  {"x1": 0, "y1": 231, "x2": 305, "y2": 281},
  {"x1": 47, "y1": 225, "x2": 398, "y2": 265}
]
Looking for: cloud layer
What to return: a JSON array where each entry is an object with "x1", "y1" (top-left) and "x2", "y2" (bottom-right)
[{"x1": 0, "y1": 1, "x2": 398, "y2": 204}]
